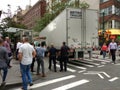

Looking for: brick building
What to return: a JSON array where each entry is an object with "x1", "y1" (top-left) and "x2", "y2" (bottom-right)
[
  {"x1": 100, "y1": 0, "x2": 120, "y2": 30},
  {"x1": 22, "y1": 0, "x2": 46, "y2": 29}
]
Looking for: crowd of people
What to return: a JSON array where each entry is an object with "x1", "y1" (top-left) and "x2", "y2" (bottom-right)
[
  {"x1": 0, "y1": 36, "x2": 70, "y2": 90},
  {"x1": 1, "y1": 35, "x2": 120, "y2": 90}
]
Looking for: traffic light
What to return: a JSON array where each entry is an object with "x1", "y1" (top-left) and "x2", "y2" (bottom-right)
[{"x1": 0, "y1": 10, "x2": 2, "y2": 17}]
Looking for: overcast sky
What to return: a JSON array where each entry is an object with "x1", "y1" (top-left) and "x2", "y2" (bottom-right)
[{"x1": 0, "y1": 0, "x2": 39, "y2": 19}]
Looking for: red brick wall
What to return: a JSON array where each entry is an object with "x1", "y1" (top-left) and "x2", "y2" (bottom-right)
[
  {"x1": 99, "y1": 0, "x2": 120, "y2": 24},
  {"x1": 22, "y1": 0, "x2": 46, "y2": 29}
]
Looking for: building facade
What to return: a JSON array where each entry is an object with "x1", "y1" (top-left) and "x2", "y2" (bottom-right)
[
  {"x1": 100, "y1": 0, "x2": 120, "y2": 30},
  {"x1": 22, "y1": 0, "x2": 46, "y2": 29}
]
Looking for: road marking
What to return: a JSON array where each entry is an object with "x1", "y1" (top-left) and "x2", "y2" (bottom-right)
[
  {"x1": 67, "y1": 63, "x2": 87, "y2": 70},
  {"x1": 97, "y1": 65, "x2": 105, "y2": 67},
  {"x1": 84, "y1": 71, "x2": 100, "y2": 74},
  {"x1": 91, "y1": 58, "x2": 111, "y2": 62},
  {"x1": 78, "y1": 70, "x2": 86, "y2": 73},
  {"x1": 115, "y1": 63, "x2": 120, "y2": 65},
  {"x1": 56, "y1": 64, "x2": 76, "y2": 72},
  {"x1": 79, "y1": 63, "x2": 94, "y2": 67},
  {"x1": 13, "y1": 75, "x2": 76, "y2": 90},
  {"x1": 109, "y1": 77, "x2": 119, "y2": 82},
  {"x1": 52, "y1": 79, "x2": 89, "y2": 90},
  {"x1": 102, "y1": 72, "x2": 110, "y2": 78},
  {"x1": 97, "y1": 74, "x2": 104, "y2": 79},
  {"x1": 84, "y1": 71, "x2": 110, "y2": 79},
  {"x1": 101, "y1": 62, "x2": 106, "y2": 64},
  {"x1": 84, "y1": 59, "x2": 100, "y2": 66}
]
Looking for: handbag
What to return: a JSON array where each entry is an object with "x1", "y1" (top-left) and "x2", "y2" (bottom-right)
[{"x1": 100, "y1": 50, "x2": 103, "y2": 55}]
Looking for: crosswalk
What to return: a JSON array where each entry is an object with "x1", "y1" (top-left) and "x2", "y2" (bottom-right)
[
  {"x1": 12, "y1": 75, "x2": 90, "y2": 90},
  {"x1": 55, "y1": 57, "x2": 112, "y2": 73},
  {"x1": 67, "y1": 57, "x2": 112, "y2": 70},
  {"x1": 11, "y1": 58, "x2": 113, "y2": 90}
]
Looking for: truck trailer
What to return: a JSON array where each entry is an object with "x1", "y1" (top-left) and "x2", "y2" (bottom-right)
[{"x1": 39, "y1": 8, "x2": 99, "y2": 58}]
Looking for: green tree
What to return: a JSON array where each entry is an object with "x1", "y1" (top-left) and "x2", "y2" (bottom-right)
[{"x1": 0, "y1": 16, "x2": 27, "y2": 38}]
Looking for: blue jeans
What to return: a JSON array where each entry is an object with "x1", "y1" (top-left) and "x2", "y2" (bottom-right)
[
  {"x1": 102, "y1": 51, "x2": 106, "y2": 59},
  {"x1": 20, "y1": 63, "x2": 32, "y2": 90},
  {"x1": 1, "y1": 67, "x2": 8, "y2": 82}
]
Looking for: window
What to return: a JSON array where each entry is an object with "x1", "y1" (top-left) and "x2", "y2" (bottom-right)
[
  {"x1": 100, "y1": 6, "x2": 112, "y2": 17},
  {"x1": 100, "y1": 0, "x2": 109, "y2": 3},
  {"x1": 115, "y1": 21, "x2": 120, "y2": 28},
  {"x1": 117, "y1": 0, "x2": 120, "y2": 2},
  {"x1": 115, "y1": 7, "x2": 120, "y2": 16}
]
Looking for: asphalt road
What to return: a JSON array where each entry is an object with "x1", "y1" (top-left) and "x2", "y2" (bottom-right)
[{"x1": 9, "y1": 56, "x2": 120, "y2": 90}]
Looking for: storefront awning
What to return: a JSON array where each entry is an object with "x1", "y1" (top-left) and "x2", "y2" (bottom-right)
[{"x1": 99, "y1": 29, "x2": 120, "y2": 35}]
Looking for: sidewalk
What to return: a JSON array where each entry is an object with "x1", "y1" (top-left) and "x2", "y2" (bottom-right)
[{"x1": 0, "y1": 58, "x2": 50, "y2": 88}]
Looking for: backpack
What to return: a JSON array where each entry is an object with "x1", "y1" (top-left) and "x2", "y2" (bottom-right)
[{"x1": 36, "y1": 47, "x2": 43, "y2": 58}]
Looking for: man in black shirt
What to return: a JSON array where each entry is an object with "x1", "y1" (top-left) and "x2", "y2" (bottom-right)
[
  {"x1": 60, "y1": 42, "x2": 70, "y2": 72},
  {"x1": 48, "y1": 44, "x2": 57, "y2": 72}
]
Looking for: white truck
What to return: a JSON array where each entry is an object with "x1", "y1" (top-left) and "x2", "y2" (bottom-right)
[{"x1": 39, "y1": 8, "x2": 99, "y2": 58}]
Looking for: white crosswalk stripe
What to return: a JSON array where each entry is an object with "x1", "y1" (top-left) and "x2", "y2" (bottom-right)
[
  {"x1": 90, "y1": 58, "x2": 111, "y2": 62},
  {"x1": 52, "y1": 79, "x2": 89, "y2": 90},
  {"x1": 13, "y1": 75, "x2": 76, "y2": 90},
  {"x1": 67, "y1": 63, "x2": 87, "y2": 70},
  {"x1": 56, "y1": 64, "x2": 76, "y2": 72},
  {"x1": 83, "y1": 59, "x2": 100, "y2": 66}
]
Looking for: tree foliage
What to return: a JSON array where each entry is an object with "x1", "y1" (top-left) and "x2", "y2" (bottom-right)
[
  {"x1": 34, "y1": 0, "x2": 89, "y2": 32},
  {"x1": 1, "y1": 17, "x2": 27, "y2": 29},
  {"x1": 0, "y1": 16, "x2": 27, "y2": 38}
]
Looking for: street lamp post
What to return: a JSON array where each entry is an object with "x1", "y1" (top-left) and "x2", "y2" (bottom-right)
[{"x1": 102, "y1": 12, "x2": 105, "y2": 33}]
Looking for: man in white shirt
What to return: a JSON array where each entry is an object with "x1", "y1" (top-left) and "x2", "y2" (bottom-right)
[{"x1": 18, "y1": 37, "x2": 36, "y2": 90}]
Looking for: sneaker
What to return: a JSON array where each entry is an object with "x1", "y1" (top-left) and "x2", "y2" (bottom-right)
[
  {"x1": 59, "y1": 70, "x2": 63, "y2": 72},
  {"x1": 48, "y1": 67, "x2": 51, "y2": 70},
  {"x1": 29, "y1": 83, "x2": 33, "y2": 86},
  {"x1": 1, "y1": 82, "x2": 6, "y2": 86},
  {"x1": 41, "y1": 74, "x2": 46, "y2": 77},
  {"x1": 31, "y1": 70, "x2": 35, "y2": 72},
  {"x1": 113, "y1": 61, "x2": 116, "y2": 64}
]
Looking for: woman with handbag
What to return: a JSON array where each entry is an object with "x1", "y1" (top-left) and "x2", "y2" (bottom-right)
[{"x1": 101, "y1": 42, "x2": 108, "y2": 59}]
